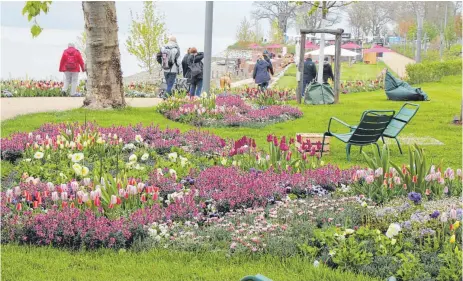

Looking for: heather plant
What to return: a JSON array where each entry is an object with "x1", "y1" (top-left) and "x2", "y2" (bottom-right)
[{"x1": 156, "y1": 93, "x2": 302, "y2": 128}]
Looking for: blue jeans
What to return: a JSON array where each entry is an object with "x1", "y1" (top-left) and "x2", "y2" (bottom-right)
[
  {"x1": 190, "y1": 79, "x2": 203, "y2": 97},
  {"x1": 258, "y1": 81, "x2": 269, "y2": 93},
  {"x1": 164, "y1": 72, "x2": 177, "y2": 96},
  {"x1": 302, "y1": 80, "x2": 309, "y2": 97}
]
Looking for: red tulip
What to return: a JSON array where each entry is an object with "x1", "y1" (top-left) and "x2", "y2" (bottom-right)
[
  {"x1": 16, "y1": 203, "x2": 22, "y2": 211},
  {"x1": 70, "y1": 202, "x2": 75, "y2": 208},
  {"x1": 273, "y1": 136, "x2": 278, "y2": 146},
  {"x1": 94, "y1": 196, "x2": 101, "y2": 207},
  {"x1": 141, "y1": 194, "x2": 147, "y2": 203},
  {"x1": 412, "y1": 175, "x2": 418, "y2": 184},
  {"x1": 61, "y1": 201, "x2": 68, "y2": 208},
  {"x1": 33, "y1": 201, "x2": 38, "y2": 209},
  {"x1": 152, "y1": 193, "x2": 159, "y2": 201}
]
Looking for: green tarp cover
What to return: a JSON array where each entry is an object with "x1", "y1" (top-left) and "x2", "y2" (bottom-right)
[
  {"x1": 304, "y1": 82, "x2": 335, "y2": 105},
  {"x1": 385, "y1": 71, "x2": 429, "y2": 101}
]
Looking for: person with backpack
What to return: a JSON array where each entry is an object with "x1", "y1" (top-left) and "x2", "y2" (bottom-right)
[
  {"x1": 187, "y1": 47, "x2": 204, "y2": 97},
  {"x1": 157, "y1": 36, "x2": 181, "y2": 96},
  {"x1": 302, "y1": 54, "x2": 317, "y2": 96},
  {"x1": 181, "y1": 48, "x2": 191, "y2": 78},
  {"x1": 59, "y1": 43, "x2": 85, "y2": 96},
  {"x1": 253, "y1": 55, "x2": 271, "y2": 93}
]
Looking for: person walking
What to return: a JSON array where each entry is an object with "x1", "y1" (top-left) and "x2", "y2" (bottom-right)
[
  {"x1": 263, "y1": 50, "x2": 274, "y2": 76},
  {"x1": 323, "y1": 57, "x2": 334, "y2": 84},
  {"x1": 182, "y1": 48, "x2": 191, "y2": 78},
  {"x1": 187, "y1": 47, "x2": 204, "y2": 97},
  {"x1": 253, "y1": 55, "x2": 271, "y2": 93},
  {"x1": 59, "y1": 43, "x2": 85, "y2": 96},
  {"x1": 157, "y1": 36, "x2": 181, "y2": 96},
  {"x1": 302, "y1": 55, "x2": 317, "y2": 96}
]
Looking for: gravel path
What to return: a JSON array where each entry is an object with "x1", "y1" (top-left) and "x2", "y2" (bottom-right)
[
  {"x1": 381, "y1": 52, "x2": 416, "y2": 78},
  {"x1": 1, "y1": 97, "x2": 162, "y2": 121}
]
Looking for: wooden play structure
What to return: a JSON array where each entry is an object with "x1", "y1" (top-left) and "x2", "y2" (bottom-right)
[
  {"x1": 296, "y1": 28, "x2": 344, "y2": 104},
  {"x1": 363, "y1": 51, "x2": 377, "y2": 64}
]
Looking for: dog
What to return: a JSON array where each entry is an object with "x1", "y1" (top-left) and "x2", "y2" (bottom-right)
[{"x1": 220, "y1": 72, "x2": 232, "y2": 90}]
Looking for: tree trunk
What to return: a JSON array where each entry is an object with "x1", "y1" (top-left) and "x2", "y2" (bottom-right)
[
  {"x1": 415, "y1": 8, "x2": 423, "y2": 63},
  {"x1": 82, "y1": 1, "x2": 125, "y2": 109}
]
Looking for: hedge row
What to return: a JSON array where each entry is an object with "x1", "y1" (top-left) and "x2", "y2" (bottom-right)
[{"x1": 405, "y1": 59, "x2": 462, "y2": 84}]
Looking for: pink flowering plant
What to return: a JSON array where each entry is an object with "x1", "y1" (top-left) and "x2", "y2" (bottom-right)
[{"x1": 156, "y1": 93, "x2": 302, "y2": 127}]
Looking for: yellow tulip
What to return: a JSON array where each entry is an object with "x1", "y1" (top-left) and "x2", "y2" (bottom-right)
[
  {"x1": 450, "y1": 234, "x2": 456, "y2": 244},
  {"x1": 454, "y1": 221, "x2": 460, "y2": 230}
]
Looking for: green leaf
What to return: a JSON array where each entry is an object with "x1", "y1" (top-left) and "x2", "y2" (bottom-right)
[{"x1": 31, "y1": 24, "x2": 43, "y2": 38}]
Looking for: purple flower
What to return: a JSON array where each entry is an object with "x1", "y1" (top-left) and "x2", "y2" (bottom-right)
[
  {"x1": 430, "y1": 210, "x2": 440, "y2": 219},
  {"x1": 420, "y1": 228, "x2": 436, "y2": 237},
  {"x1": 408, "y1": 192, "x2": 422, "y2": 204},
  {"x1": 402, "y1": 220, "x2": 412, "y2": 230}
]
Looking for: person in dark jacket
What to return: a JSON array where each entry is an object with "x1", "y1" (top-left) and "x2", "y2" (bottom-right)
[
  {"x1": 302, "y1": 55, "x2": 317, "y2": 96},
  {"x1": 253, "y1": 55, "x2": 271, "y2": 92},
  {"x1": 323, "y1": 57, "x2": 334, "y2": 83},
  {"x1": 187, "y1": 47, "x2": 204, "y2": 97},
  {"x1": 263, "y1": 50, "x2": 274, "y2": 76},
  {"x1": 181, "y1": 48, "x2": 191, "y2": 78}
]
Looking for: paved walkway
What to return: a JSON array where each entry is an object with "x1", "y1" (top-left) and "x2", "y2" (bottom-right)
[
  {"x1": 381, "y1": 52, "x2": 416, "y2": 78},
  {"x1": 1, "y1": 97, "x2": 162, "y2": 121}
]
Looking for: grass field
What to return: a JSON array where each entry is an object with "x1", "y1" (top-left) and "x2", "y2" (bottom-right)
[
  {"x1": 1, "y1": 245, "x2": 379, "y2": 281},
  {"x1": 2, "y1": 76, "x2": 461, "y2": 168}
]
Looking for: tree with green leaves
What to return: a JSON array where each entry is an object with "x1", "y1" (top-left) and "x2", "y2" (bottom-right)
[
  {"x1": 126, "y1": 1, "x2": 167, "y2": 74},
  {"x1": 23, "y1": 1, "x2": 125, "y2": 109},
  {"x1": 235, "y1": 17, "x2": 254, "y2": 43}
]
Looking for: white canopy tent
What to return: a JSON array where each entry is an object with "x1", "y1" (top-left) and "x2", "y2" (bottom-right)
[{"x1": 305, "y1": 45, "x2": 358, "y2": 57}]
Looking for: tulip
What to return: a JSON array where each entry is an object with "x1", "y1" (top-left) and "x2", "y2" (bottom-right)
[
  {"x1": 61, "y1": 192, "x2": 68, "y2": 201},
  {"x1": 61, "y1": 201, "x2": 68, "y2": 208},
  {"x1": 82, "y1": 193, "x2": 89, "y2": 203},
  {"x1": 51, "y1": 192, "x2": 59, "y2": 201},
  {"x1": 450, "y1": 234, "x2": 456, "y2": 244},
  {"x1": 94, "y1": 196, "x2": 101, "y2": 207},
  {"x1": 14, "y1": 186, "x2": 21, "y2": 196},
  {"x1": 137, "y1": 182, "x2": 145, "y2": 193},
  {"x1": 70, "y1": 202, "x2": 75, "y2": 208},
  {"x1": 425, "y1": 189, "x2": 431, "y2": 196},
  {"x1": 453, "y1": 221, "x2": 460, "y2": 230},
  {"x1": 47, "y1": 182, "x2": 55, "y2": 191},
  {"x1": 450, "y1": 208, "x2": 457, "y2": 219},
  {"x1": 32, "y1": 201, "x2": 39, "y2": 209},
  {"x1": 16, "y1": 203, "x2": 22, "y2": 211},
  {"x1": 110, "y1": 195, "x2": 118, "y2": 205},
  {"x1": 412, "y1": 175, "x2": 418, "y2": 184},
  {"x1": 141, "y1": 194, "x2": 147, "y2": 203},
  {"x1": 152, "y1": 193, "x2": 159, "y2": 201}
]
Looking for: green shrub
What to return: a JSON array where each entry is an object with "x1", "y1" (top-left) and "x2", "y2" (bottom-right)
[{"x1": 405, "y1": 60, "x2": 462, "y2": 84}]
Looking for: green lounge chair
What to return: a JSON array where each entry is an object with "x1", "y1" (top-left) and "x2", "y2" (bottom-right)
[
  {"x1": 322, "y1": 110, "x2": 395, "y2": 161},
  {"x1": 240, "y1": 274, "x2": 273, "y2": 281},
  {"x1": 380, "y1": 103, "x2": 420, "y2": 154}
]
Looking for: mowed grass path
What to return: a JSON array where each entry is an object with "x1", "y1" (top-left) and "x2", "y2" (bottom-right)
[
  {"x1": 1, "y1": 245, "x2": 379, "y2": 281},
  {"x1": 2, "y1": 76, "x2": 461, "y2": 168}
]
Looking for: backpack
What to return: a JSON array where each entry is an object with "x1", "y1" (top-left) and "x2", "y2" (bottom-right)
[
  {"x1": 65, "y1": 51, "x2": 77, "y2": 71},
  {"x1": 189, "y1": 55, "x2": 203, "y2": 79},
  {"x1": 159, "y1": 46, "x2": 179, "y2": 71}
]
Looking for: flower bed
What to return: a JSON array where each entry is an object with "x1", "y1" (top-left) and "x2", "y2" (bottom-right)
[
  {"x1": 0, "y1": 80, "x2": 159, "y2": 98},
  {"x1": 340, "y1": 78, "x2": 384, "y2": 94},
  {"x1": 212, "y1": 87, "x2": 296, "y2": 106},
  {"x1": 157, "y1": 93, "x2": 303, "y2": 127},
  {"x1": 1, "y1": 122, "x2": 461, "y2": 281}
]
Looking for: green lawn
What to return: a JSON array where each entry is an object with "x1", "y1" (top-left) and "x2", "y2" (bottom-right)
[
  {"x1": 1, "y1": 245, "x2": 378, "y2": 281},
  {"x1": 283, "y1": 61, "x2": 393, "y2": 83},
  {"x1": 2, "y1": 76, "x2": 461, "y2": 168}
]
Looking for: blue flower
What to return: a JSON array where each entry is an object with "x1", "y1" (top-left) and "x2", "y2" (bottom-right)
[
  {"x1": 408, "y1": 192, "x2": 422, "y2": 204},
  {"x1": 430, "y1": 210, "x2": 440, "y2": 219}
]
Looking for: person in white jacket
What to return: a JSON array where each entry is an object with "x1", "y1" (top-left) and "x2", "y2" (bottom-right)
[{"x1": 158, "y1": 36, "x2": 181, "y2": 96}]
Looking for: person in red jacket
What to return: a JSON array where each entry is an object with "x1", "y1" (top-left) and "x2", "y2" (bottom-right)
[{"x1": 59, "y1": 43, "x2": 85, "y2": 96}]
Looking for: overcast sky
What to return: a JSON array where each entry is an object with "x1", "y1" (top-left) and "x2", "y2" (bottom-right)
[{"x1": 0, "y1": 1, "x2": 348, "y2": 79}]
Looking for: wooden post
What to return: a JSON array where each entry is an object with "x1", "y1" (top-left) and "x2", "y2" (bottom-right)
[
  {"x1": 296, "y1": 34, "x2": 306, "y2": 104},
  {"x1": 334, "y1": 34, "x2": 342, "y2": 104}
]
